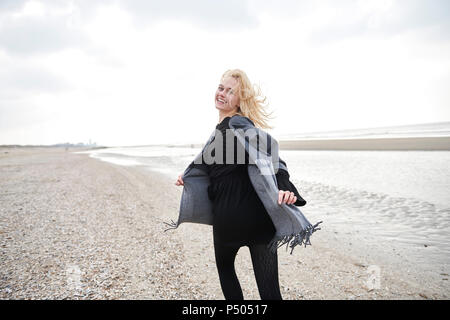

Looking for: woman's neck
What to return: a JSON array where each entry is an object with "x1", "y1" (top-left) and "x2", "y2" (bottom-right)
[{"x1": 218, "y1": 110, "x2": 239, "y2": 124}]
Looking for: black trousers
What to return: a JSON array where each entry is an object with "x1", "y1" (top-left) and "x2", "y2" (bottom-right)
[{"x1": 213, "y1": 237, "x2": 283, "y2": 300}]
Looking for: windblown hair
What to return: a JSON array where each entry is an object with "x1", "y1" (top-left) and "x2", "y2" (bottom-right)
[{"x1": 221, "y1": 69, "x2": 274, "y2": 129}]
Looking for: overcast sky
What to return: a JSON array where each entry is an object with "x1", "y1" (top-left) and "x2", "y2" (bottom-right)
[{"x1": 1, "y1": 0, "x2": 449, "y2": 146}]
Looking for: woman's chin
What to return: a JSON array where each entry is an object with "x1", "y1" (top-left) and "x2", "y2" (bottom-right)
[{"x1": 215, "y1": 104, "x2": 227, "y2": 111}]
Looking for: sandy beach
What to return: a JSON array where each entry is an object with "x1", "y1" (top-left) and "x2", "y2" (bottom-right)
[{"x1": 0, "y1": 147, "x2": 448, "y2": 300}]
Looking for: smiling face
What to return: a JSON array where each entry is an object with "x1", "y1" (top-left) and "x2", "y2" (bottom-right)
[{"x1": 215, "y1": 76, "x2": 240, "y2": 114}]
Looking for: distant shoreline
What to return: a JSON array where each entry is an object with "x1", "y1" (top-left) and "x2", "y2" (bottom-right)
[
  {"x1": 104, "y1": 136, "x2": 450, "y2": 151},
  {"x1": 0, "y1": 145, "x2": 107, "y2": 150},
  {"x1": 108, "y1": 136, "x2": 450, "y2": 151},
  {"x1": 278, "y1": 136, "x2": 450, "y2": 151},
  {"x1": 2, "y1": 135, "x2": 450, "y2": 151}
]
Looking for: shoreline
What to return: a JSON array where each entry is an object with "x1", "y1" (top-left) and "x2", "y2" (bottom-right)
[
  {"x1": 0, "y1": 147, "x2": 448, "y2": 299},
  {"x1": 278, "y1": 136, "x2": 450, "y2": 151},
  {"x1": 3, "y1": 136, "x2": 450, "y2": 152}
]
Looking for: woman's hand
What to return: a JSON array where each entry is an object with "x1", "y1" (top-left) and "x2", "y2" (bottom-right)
[
  {"x1": 278, "y1": 190, "x2": 297, "y2": 205},
  {"x1": 175, "y1": 174, "x2": 184, "y2": 186}
]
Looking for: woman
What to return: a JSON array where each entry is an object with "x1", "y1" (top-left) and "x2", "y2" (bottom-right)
[{"x1": 171, "y1": 69, "x2": 320, "y2": 300}]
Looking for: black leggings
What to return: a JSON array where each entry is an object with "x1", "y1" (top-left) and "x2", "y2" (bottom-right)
[{"x1": 213, "y1": 240, "x2": 283, "y2": 300}]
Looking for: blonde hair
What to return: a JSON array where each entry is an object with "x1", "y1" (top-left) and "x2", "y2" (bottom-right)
[{"x1": 221, "y1": 69, "x2": 274, "y2": 129}]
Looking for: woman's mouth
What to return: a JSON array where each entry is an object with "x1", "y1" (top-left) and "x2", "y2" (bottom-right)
[{"x1": 216, "y1": 98, "x2": 226, "y2": 105}]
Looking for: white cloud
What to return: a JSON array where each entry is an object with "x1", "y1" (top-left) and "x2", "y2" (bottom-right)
[
  {"x1": 115, "y1": 0, "x2": 258, "y2": 30},
  {"x1": 0, "y1": 0, "x2": 449, "y2": 146}
]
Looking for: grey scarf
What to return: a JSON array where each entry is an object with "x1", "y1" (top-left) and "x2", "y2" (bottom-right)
[{"x1": 165, "y1": 115, "x2": 322, "y2": 253}]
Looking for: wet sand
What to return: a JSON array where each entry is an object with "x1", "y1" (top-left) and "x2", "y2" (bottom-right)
[{"x1": 0, "y1": 147, "x2": 448, "y2": 299}]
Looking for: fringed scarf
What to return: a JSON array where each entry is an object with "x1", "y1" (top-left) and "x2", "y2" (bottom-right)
[{"x1": 165, "y1": 115, "x2": 322, "y2": 253}]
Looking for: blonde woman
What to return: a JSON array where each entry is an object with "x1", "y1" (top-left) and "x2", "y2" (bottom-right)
[{"x1": 171, "y1": 69, "x2": 320, "y2": 300}]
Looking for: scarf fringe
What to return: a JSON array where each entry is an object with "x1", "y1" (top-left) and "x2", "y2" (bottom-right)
[
  {"x1": 164, "y1": 219, "x2": 323, "y2": 255},
  {"x1": 268, "y1": 221, "x2": 323, "y2": 254},
  {"x1": 163, "y1": 219, "x2": 178, "y2": 232}
]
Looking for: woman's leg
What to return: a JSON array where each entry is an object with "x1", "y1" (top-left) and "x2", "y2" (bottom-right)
[
  {"x1": 213, "y1": 240, "x2": 243, "y2": 300},
  {"x1": 248, "y1": 244, "x2": 283, "y2": 300}
]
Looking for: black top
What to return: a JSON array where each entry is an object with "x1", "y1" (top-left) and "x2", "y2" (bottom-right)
[
  {"x1": 207, "y1": 117, "x2": 248, "y2": 180},
  {"x1": 190, "y1": 116, "x2": 306, "y2": 206}
]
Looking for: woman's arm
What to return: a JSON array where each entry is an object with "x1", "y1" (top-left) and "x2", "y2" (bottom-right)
[{"x1": 276, "y1": 168, "x2": 307, "y2": 206}]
